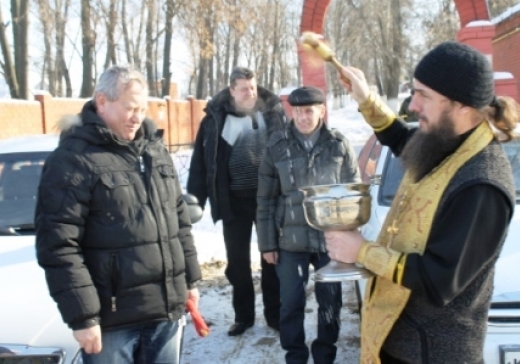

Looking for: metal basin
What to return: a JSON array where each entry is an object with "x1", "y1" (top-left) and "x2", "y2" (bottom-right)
[
  {"x1": 300, "y1": 183, "x2": 371, "y2": 231},
  {"x1": 300, "y1": 183, "x2": 374, "y2": 282}
]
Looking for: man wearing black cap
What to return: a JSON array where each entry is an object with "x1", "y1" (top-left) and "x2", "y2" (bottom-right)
[
  {"x1": 325, "y1": 42, "x2": 519, "y2": 363},
  {"x1": 257, "y1": 86, "x2": 360, "y2": 364}
]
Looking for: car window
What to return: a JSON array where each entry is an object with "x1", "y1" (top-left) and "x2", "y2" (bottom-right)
[
  {"x1": 0, "y1": 152, "x2": 49, "y2": 232},
  {"x1": 366, "y1": 140, "x2": 382, "y2": 178},
  {"x1": 379, "y1": 140, "x2": 520, "y2": 206},
  {"x1": 379, "y1": 153, "x2": 405, "y2": 206},
  {"x1": 358, "y1": 134, "x2": 383, "y2": 184}
]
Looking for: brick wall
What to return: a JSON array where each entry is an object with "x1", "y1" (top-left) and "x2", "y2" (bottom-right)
[
  {"x1": 0, "y1": 99, "x2": 42, "y2": 139},
  {"x1": 493, "y1": 11, "x2": 520, "y2": 100},
  {"x1": 1, "y1": 92, "x2": 208, "y2": 151}
]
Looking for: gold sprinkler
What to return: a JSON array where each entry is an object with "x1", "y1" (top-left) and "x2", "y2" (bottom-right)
[{"x1": 299, "y1": 31, "x2": 351, "y2": 85}]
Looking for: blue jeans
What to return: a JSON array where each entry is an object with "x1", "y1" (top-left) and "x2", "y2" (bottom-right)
[
  {"x1": 82, "y1": 320, "x2": 182, "y2": 364},
  {"x1": 275, "y1": 250, "x2": 342, "y2": 364}
]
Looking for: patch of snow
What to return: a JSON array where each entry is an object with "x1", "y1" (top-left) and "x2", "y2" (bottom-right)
[
  {"x1": 494, "y1": 72, "x2": 514, "y2": 80},
  {"x1": 279, "y1": 87, "x2": 297, "y2": 96},
  {"x1": 466, "y1": 20, "x2": 493, "y2": 27}
]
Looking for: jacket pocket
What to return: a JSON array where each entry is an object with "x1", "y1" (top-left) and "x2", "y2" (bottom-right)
[
  {"x1": 314, "y1": 156, "x2": 344, "y2": 185},
  {"x1": 97, "y1": 172, "x2": 136, "y2": 223},
  {"x1": 156, "y1": 164, "x2": 177, "y2": 202}
]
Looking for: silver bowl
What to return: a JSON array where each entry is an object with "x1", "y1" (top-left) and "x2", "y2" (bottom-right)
[
  {"x1": 300, "y1": 183, "x2": 371, "y2": 231},
  {"x1": 300, "y1": 183, "x2": 373, "y2": 282}
]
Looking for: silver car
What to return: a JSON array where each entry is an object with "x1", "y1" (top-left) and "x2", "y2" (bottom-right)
[{"x1": 357, "y1": 131, "x2": 520, "y2": 364}]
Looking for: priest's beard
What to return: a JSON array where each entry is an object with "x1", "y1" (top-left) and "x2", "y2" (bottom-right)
[{"x1": 400, "y1": 110, "x2": 461, "y2": 182}]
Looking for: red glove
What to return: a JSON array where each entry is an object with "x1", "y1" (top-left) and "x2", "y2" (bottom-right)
[{"x1": 186, "y1": 297, "x2": 210, "y2": 337}]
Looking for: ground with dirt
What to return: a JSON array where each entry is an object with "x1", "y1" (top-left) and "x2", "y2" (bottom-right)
[{"x1": 181, "y1": 261, "x2": 361, "y2": 363}]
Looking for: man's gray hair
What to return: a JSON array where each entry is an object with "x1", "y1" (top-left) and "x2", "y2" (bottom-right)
[
  {"x1": 229, "y1": 66, "x2": 256, "y2": 88},
  {"x1": 94, "y1": 65, "x2": 148, "y2": 101}
]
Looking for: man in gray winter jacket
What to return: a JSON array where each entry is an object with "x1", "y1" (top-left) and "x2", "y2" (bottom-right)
[{"x1": 257, "y1": 86, "x2": 361, "y2": 364}]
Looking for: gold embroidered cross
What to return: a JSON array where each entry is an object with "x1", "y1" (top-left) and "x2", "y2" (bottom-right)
[{"x1": 387, "y1": 220, "x2": 399, "y2": 235}]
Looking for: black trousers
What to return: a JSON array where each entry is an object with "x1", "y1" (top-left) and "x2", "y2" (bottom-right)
[{"x1": 223, "y1": 195, "x2": 281, "y2": 324}]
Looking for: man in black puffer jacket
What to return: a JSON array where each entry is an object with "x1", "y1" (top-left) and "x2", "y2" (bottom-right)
[
  {"x1": 36, "y1": 66, "x2": 201, "y2": 364},
  {"x1": 187, "y1": 66, "x2": 286, "y2": 336}
]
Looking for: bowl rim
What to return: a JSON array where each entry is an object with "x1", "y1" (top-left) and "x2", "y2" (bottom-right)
[{"x1": 299, "y1": 183, "x2": 370, "y2": 197}]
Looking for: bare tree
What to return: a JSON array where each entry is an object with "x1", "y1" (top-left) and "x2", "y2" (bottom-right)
[
  {"x1": 80, "y1": 0, "x2": 95, "y2": 97},
  {"x1": 36, "y1": 0, "x2": 56, "y2": 95},
  {"x1": 324, "y1": 0, "x2": 409, "y2": 104},
  {"x1": 488, "y1": 0, "x2": 520, "y2": 17},
  {"x1": 101, "y1": 0, "x2": 118, "y2": 70},
  {"x1": 420, "y1": 0, "x2": 458, "y2": 49},
  {"x1": 179, "y1": 0, "x2": 220, "y2": 99},
  {"x1": 0, "y1": 1, "x2": 29, "y2": 99},
  {"x1": 55, "y1": 0, "x2": 73, "y2": 96},
  {"x1": 121, "y1": 0, "x2": 132, "y2": 65},
  {"x1": 0, "y1": 4, "x2": 18, "y2": 98},
  {"x1": 161, "y1": 0, "x2": 186, "y2": 96},
  {"x1": 145, "y1": 0, "x2": 158, "y2": 96},
  {"x1": 11, "y1": 0, "x2": 29, "y2": 99}
]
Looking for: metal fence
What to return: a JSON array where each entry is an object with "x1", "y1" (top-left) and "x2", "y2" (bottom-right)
[{"x1": 169, "y1": 143, "x2": 194, "y2": 186}]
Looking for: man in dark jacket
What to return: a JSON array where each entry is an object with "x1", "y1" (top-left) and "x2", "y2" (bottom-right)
[
  {"x1": 257, "y1": 86, "x2": 361, "y2": 364},
  {"x1": 187, "y1": 66, "x2": 285, "y2": 336},
  {"x1": 36, "y1": 66, "x2": 201, "y2": 364},
  {"x1": 327, "y1": 42, "x2": 518, "y2": 363}
]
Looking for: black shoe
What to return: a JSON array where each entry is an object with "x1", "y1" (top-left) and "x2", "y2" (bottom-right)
[
  {"x1": 228, "y1": 321, "x2": 254, "y2": 336},
  {"x1": 266, "y1": 320, "x2": 280, "y2": 331}
]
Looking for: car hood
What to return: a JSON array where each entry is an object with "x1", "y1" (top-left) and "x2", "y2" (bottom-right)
[{"x1": 0, "y1": 235, "x2": 78, "y2": 358}]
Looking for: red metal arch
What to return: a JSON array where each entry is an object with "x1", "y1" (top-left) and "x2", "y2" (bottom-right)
[{"x1": 300, "y1": 0, "x2": 491, "y2": 88}]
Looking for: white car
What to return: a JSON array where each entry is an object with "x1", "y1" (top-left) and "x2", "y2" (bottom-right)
[
  {"x1": 0, "y1": 134, "x2": 200, "y2": 363},
  {"x1": 0, "y1": 134, "x2": 84, "y2": 363},
  {"x1": 356, "y1": 131, "x2": 520, "y2": 364}
]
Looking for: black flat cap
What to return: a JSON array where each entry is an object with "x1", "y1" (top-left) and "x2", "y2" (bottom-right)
[{"x1": 288, "y1": 86, "x2": 326, "y2": 106}]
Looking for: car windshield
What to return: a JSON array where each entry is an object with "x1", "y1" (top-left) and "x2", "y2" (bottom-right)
[
  {"x1": 0, "y1": 152, "x2": 49, "y2": 234},
  {"x1": 380, "y1": 139, "x2": 520, "y2": 206}
]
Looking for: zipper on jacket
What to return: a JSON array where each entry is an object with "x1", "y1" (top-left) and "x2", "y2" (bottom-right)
[
  {"x1": 212, "y1": 116, "x2": 219, "y2": 203},
  {"x1": 111, "y1": 253, "x2": 119, "y2": 312},
  {"x1": 139, "y1": 156, "x2": 145, "y2": 173}
]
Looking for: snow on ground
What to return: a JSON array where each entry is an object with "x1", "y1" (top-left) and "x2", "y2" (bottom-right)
[{"x1": 175, "y1": 100, "x2": 373, "y2": 363}]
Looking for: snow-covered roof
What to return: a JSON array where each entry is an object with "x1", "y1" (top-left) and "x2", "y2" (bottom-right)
[
  {"x1": 466, "y1": 20, "x2": 493, "y2": 27},
  {"x1": 492, "y1": 3, "x2": 520, "y2": 24},
  {"x1": 494, "y1": 72, "x2": 514, "y2": 80}
]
